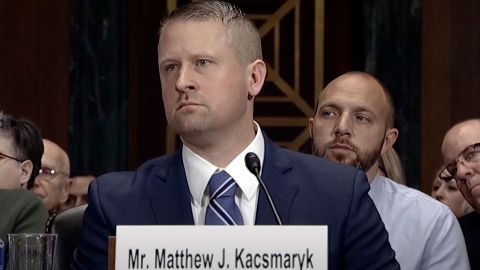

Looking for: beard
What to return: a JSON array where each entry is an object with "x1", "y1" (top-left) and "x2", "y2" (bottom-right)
[{"x1": 312, "y1": 138, "x2": 383, "y2": 172}]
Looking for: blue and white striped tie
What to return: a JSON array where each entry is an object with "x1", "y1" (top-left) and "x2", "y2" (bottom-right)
[{"x1": 205, "y1": 170, "x2": 244, "y2": 225}]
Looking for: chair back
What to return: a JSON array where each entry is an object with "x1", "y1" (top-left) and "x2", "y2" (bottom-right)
[{"x1": 45, "y1": 204, "x2": 87, "y2": 270}]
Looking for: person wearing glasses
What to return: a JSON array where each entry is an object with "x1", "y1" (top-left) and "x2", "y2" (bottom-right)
[
  {"x1": 32, "y1": 139, "x2": 71, "y2": 214},
  {"x1": 0, "y1": 112, "x2": 44, "y2": 189},
  {"x1": 0, "y1": 112, "x2": 49, "y2": 264},
  {"x1": 441, "y1": 118, "x2": 480, "y2": 269},
  {"x1": 309, "y1": 71, "x2": 469, "y2": 269}
]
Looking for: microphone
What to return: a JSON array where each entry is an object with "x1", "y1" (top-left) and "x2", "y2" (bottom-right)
[{"x1": 245, "y1": 152, "x2": 283, "y2": 225}]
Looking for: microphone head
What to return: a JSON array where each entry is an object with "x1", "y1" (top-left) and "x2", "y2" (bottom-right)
[{"x1": 245, "y1": 152, "x2": 261, "y2": 175}]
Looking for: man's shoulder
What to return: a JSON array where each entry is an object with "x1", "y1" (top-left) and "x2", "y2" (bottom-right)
[
  {"x1": 0, "y1": 189, "x2": 48, "y2": 226},
  {"x1": 91, "y1": 153, "x2": 180, "y2": 200},
  {"x1": 270, "y1": 147, "x2": 366, "y2": 197},
  {"x1": 275, "y1": 147, "x2": 359, "y2": 175},
  {"x1": 96, "y1": 153, "x2": 178, "y2": 184},
  {"x1": 377, "y1": 176, "x2": 456, "y2": 228},
  {"x1": 382, "y1": 176, "x2": 450, "y2": 212},
  {"x1": 263, "y1": 133, "x2": 361, "y2": 180},
  {"x1": 0, "y1": 188, "x2": 43, "y2": 207},
  {"x1": 374, "y1": 176, "x2": 468, "y2": 269}
]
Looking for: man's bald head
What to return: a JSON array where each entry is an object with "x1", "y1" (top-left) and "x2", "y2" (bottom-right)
[
  {"x1": 42, "y1": 139, "x2": 70, "y2": 175},
  {"x1": 441, "y1": 118, "x2": 480, "y2": 212},
  {"x1": 309, "y1": 71, "x2": 399, "y2": 182},
  {"x1": 31, "y1": 139, "x2": 71, "y2": 213},
  {"x1": 317, "y1": 71, "x2": 396, "y2": 128}
]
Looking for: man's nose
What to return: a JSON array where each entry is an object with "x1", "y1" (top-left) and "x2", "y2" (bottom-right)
[
  {"x1": 455, "y1": 161, "x2": 474, "y2": 181},
  {"x1": 334, "y1": 114, "x2": 353, "y2": 136},
  {"x1": 433, "y1": 185, "x2": 446, "y2": 201},
  {"x1": 33, "y1": 177, "x2": 41, "y2": 188},
  {"x1": 175, "y1": 66, "x2": 196, "y2": 93}
]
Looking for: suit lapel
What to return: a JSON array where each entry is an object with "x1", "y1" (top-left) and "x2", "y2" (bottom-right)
[
  {"x1": 147, "y1": 150, "x2": 195, "y2": 224},
  {"x1": 145, "y1": 135, "x2": 299, "y2": 225},
  {"x1": 255, "y1": 136, "x2": 299, "y2": 224}
]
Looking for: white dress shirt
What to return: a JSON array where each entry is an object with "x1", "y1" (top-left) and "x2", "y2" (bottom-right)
[
  {"x1": 369, "y1": 175, "x2": 470, "y2": 270},
  {"x1": 183, "y1": 122, "x2": 264, "y2": 225}
]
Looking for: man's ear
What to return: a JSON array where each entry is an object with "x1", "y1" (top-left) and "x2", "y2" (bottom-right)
[
  {"x1": 247, "y1": 59, "x2": 267, "y2": 100},
  {"x1": 381, "y1": 128, "x2": 399, "y2": 155},
  {"x1": 19, "y1": 160, "x2": 33, "y2": 187}
]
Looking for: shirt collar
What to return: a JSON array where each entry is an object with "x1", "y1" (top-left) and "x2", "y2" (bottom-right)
[{"x1": 183, "y1": 121, "x2": 265, "y2": 205}]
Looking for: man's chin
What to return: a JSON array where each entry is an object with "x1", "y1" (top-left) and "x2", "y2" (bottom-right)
[
  {"x1": 325, "y1": 153, "x2": 357, "y2": 166},
  {"x1": 337, "y1": 159, "x2": 356, "y2": 166}
]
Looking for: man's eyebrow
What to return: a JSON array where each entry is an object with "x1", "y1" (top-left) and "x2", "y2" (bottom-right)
[
  {"x1": 158, "y1": 58, "x2": 176, "y2": 65},
  {"x1": 318, "y1": 102, "x2": 375, "y2": 114},
  {"x1": 317, "y1": 102, "x2": 341, "y2": 110}
]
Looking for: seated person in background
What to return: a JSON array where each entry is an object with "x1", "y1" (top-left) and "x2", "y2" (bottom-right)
[
  {"x1": 60, "y1": 172, "x2": 95, "y2": 210},
  {"x1": 0, "y1": 112, "x2": 48, "y2": 265},
  {"x1": 431, "y1": 166, "x2": 473, "y2": 218},
  {"x1": 0, "y1": 112, "x2": 44, "y2": 189},
  {"x1": 441, "y1": 118, "x2": 480, "y2": 269},
  {"x1": 32, "y1": 139, "x2": 71, "y2": 215},
  {"x1": 73, "y1": 1, "x2": 399, "y2": 269},
  {"x1": 378, "y1": 147, "x2": 406, "y2": 185},
  {"x1": 309, "y1": 71, "x2": 469, "y2": 269},
  {"x1": 0, "y1": 189, "x2": 49, "y2": 264}
]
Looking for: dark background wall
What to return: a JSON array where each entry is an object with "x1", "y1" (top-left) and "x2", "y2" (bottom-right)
[
  {"x1": 0, "y1": 1, "x2": 69, "y2": 150},
  {"x1": 324, "y1": 0, "x2": 421, "y2": 188},
  {"x1": 1, "y1": 0, "x2": 479, "y2": 192},
  {"x1": 421, "y1": 0, "x2": 480, "y2": 192},
  {"x1": 69, "y1": 0, "x2": 129, "y2": 175}
]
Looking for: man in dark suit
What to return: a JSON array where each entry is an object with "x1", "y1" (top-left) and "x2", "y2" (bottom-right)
[{"x1": 73, "y1": 1, "x2": 399, "y2": 269}]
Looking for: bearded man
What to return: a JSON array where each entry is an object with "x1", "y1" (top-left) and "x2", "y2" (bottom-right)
[{"x1": 309, "y1": 71, "x2": 469, "y2": 270}]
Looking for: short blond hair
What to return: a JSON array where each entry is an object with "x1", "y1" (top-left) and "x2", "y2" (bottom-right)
[{"x1": 159, "y1": 0, "x2": 262, "y2": 65}]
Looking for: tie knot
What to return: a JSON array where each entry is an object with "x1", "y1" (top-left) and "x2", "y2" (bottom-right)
[{"x1": 209, "y1": 170, "x2": 236, "y2": 199}]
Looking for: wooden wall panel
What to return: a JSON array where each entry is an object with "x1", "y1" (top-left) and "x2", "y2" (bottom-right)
[
  {"x1": 0, "y1": 1, "x2": 69, "y2": 151},
  {"x1": 128, "y1": 0, "x2": 167, "y2": 169},
  {"x1": 421, "y1": 0, "x2": 452, "y2": 191},
  {"x1": 422, "y1": 0, "x2": 480, "y2": 192},
  {"x1": 451, "y1": 1, "x2": 480, "y2": 123}
]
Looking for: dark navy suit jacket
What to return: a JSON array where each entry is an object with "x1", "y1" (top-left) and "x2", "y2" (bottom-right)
[{"x1": 73, "y1": 136, "x2": 399, "y2": 269}]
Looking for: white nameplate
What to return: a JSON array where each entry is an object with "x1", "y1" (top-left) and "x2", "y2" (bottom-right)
[{"x1": 115, "y1": 225, "x2": 327, "y2": 270}]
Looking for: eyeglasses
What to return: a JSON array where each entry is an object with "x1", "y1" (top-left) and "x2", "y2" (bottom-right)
[
  {"x1": 38, "y1": 167, "x2": 68, "y2": 181},
  {"x1": 439, "y1": 142, "x2": 480, "y2": 181},
  {"x1": 0, "y1": 151, "x2": 23, "y2": 163}
]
